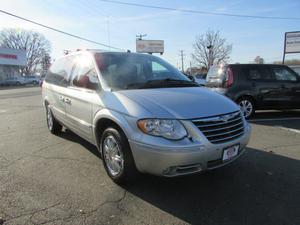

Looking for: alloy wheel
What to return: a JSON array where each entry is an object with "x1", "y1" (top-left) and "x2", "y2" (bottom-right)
[
  {"x1": 103, "y1": 135, "x2": 124, "y2": 177},
  {"x1": 239, "y1": 100, "x2": 253, "y2": 118},
  {"x1": 47, "y1": 107, "x2": 53, "y2": 130}
]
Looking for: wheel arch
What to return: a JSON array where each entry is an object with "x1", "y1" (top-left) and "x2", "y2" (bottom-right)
[
  {"x1": 93, "y1": 109, "x2": 133, "y2": 150},
  {"x1": 236, "y1": 94, "x2": 256, "y2": 107}
]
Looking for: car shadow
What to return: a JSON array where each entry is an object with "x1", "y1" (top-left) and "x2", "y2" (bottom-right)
[
  {"x1": 56, "y1": 130, "x2": 300, "y2": 225},
  {"x1": 249, "y1": 110, "x2": 300, "y2": 130},
  {"x1": 59, "y1": 128, "x2": 101, "y2": 159},
  {"x1": 121, "y1": 148, "x2": 300, "y2": 225}
]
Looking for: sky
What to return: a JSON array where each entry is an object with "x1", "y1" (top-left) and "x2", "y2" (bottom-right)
[{"x1": 0, "y1": 0, "x2": 299, "y2": 69}]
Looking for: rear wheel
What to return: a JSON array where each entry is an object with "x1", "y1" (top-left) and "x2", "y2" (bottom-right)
[
  {"x1": 46, "y1": 105, "x2": 62, "y2": 134},
  {"x1": 100, "y1": 127, "x2": 138, "y2": 184},
  {"x1": 238, "y1": 97, "x2": 255, "y2": 119}
]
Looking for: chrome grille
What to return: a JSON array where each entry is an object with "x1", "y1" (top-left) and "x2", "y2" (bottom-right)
[{"x1": 192, "y1": 111, "x2": 244, "y2": 144}]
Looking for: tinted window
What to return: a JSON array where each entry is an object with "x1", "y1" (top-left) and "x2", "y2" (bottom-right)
[
  {"x1": 245, "y1": 68, "x2": 273, "y2": 81},
  {"x1": 272, "y1": 67, "x2": 297, "y2": 81},
  {"x1": 45, "y1": 56, "x2": 75, "y2": 87},
  {"x1": 71, "y1": 55, "x2": 99, "y2": 90}
]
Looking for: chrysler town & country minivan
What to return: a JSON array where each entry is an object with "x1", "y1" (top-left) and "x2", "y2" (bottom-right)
[{"x1": 42, "y1": 50, "x2": 251, "y2": 183}]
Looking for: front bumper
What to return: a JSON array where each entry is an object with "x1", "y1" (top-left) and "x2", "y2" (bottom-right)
[{"x1": 129, "y1": 122, "x2": 251, "y2": 177}]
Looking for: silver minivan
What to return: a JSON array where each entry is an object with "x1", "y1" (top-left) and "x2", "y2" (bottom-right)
[{"x1": 42, "y1": 50, "x2": 251, "y2": 183}]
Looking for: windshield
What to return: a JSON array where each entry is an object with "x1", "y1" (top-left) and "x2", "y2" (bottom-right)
[{"x1": 94, "y1": 53, "x2": 196, "y2": 90}]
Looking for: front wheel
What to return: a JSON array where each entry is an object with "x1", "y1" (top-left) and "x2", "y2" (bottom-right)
[
  {"x1": 238, "y1": 97, "x2": 255, "y2": 119},
  {"x1": 100, "y1": 127, "x2": 138, "y2": 184},
  {"x1": 46, "y1": 105, "x2": 62, "y2": 134}
]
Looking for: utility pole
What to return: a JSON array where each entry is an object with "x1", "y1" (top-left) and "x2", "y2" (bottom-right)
[
  {"x1": 136, "y1": 34, "x2": 147, "y2": 40},
  {"x1": 179, "y1": 50, "x2": 185, "y2": 73},
  {"x1": 207, "y1": 45, "x2": 213, "y2": 69}
]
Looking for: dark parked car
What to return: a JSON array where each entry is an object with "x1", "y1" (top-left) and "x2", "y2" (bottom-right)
[{"x1": 206, "y1": 64, "x2": 300, "y2": 118}]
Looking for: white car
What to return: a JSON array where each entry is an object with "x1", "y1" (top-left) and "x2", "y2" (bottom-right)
[{"x1": 194, "y1": 74, "x2": 207, "y2": 86}]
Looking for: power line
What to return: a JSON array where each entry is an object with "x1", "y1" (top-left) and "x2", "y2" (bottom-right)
[
  {"x1": 0, "y1": 9, "x2": 125, "y2": 51},
  {"x1": 98, "y1": 0, "x2": 300, "y2": 20}
]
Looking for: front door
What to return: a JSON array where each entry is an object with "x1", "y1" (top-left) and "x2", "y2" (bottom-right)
[
  {"x1": 270, "y1": 66, "x2": 300, "y2": 108},
  {"x1": 244, "y1": 66, "x2": 279, "y2": 108},
  {"x1": 64, "y1": 54, "x2": 100, "y2": 142}
]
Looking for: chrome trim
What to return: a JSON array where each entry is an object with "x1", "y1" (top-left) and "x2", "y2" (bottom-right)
[
  {"x1": 205, "y1": 126, "x2": 244, "y2": 138},
  {"x1": 201, "y1": 121, "x2": 243, "y2": 133},
  {"x1": 192, "y1": 111, "x2": 240, "y2": 123},
  {"x1": 194, "y1": 116, "x2": 241, "y2": 128},
  {"x1": 208, "y1": 132, "x2": 244, "y2": 143},
  {"x1": 192, "y1": 111, "x2": 244, "y2": 144}
]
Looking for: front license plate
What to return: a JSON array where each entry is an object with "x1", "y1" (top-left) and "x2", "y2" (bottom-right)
[{"x1": 222, "y1": 144, "x2": 239, "y2": 161}]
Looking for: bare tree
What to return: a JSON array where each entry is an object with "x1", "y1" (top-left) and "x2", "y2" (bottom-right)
[
  {"x1": 0, "y1": 28, "x2": 51, "y2": 75},
  {"x1": 192, "y1": 30, "x2": 232, "y2": 70},
  {"x1": 254, "y1": 56, "x2": 264, "y2": 64}
]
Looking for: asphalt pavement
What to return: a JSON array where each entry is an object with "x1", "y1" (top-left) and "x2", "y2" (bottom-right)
[{"x1": 0, "y1": 87, "x2": 299, "y2": 225}]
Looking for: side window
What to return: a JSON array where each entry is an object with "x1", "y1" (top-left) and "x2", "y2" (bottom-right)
[
  {"x1": 248, "y1": 69, "x2": 261, "y2": 80},
  {"x1": 152, "y1": 61, "x2": 167, "y2": 72},
  {"x1": 71, "y1": 55, "x2": 99, "y2": 90},
  {"x1": 246, "y1": 68, "x2": 273, "y2": 81},
  {"x1": 45, "y1": 56, "x2": 74, "y2": 87},
  {"x1": 272, "y1": 67, "x2": 297, "y2": 82},
  {"x1": 151, "y1": 61, "x2": 170, "y2": 79}
]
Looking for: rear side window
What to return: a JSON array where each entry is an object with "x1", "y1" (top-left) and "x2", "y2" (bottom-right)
[
  {"x1": 272, "y1": 67, "x2": 297, "y2": 81},
  {"x1": 245, "y1": 67, "x2": 273, "y2": 81},
  {"x1": 71, "y1": 55, "x2": 99, "y2": 90},
  {"x1": 45, "y1": 56, "x2": 75, "y2": 87}
]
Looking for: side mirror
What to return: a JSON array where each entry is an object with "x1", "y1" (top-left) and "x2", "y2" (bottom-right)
[{"x1": 187, "y1": 75, "x2": 195, "y2": 82}]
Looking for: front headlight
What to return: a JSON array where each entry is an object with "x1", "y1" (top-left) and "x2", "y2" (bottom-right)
[{"x1": 137, "y1": 119, "x2": 187, "y2": 140}]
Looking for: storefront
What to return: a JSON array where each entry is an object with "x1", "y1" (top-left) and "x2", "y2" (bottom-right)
[{"x1": 0, "y1": 48, "x2": 26, "y2": 81}]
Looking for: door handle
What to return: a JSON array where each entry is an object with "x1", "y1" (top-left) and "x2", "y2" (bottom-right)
[{"x1": 64, "y1": 98, "x2": 72, "y2": 104}]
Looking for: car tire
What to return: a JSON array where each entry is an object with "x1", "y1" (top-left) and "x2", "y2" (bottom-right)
[
  {"x1": 16, "y1": 82, "x2": 21, "y2": 86},
  {"x1": 237, "y1": 97, "x2": 255, "y2": 119},
  {"x1": 100, "y1": 127, "x2": 138, "y2": 184},
  {"x1": 33, "y1": 81, "x2": 38, "y2": 85},
  {"x1": 46, "y1": 105, "x2": 62, "y2": 134}
]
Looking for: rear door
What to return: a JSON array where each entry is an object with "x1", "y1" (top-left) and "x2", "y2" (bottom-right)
[
  {"x1": 244, "y1": 66, "x2": 280, "y2": 108},
  {"x1": 64, "y1": 54, "x2": 100, "y2": 142},
  {"x1": 270, "y1": 65, "x2": 300, "y2": 107},
  {"x1": 44, "y1": 56, "x2": 74, "y2": 125}
]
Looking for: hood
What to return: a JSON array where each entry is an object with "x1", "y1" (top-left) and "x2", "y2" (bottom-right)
[{"x1": 119, "y1": 87, "x2": 239, "y2": 119}]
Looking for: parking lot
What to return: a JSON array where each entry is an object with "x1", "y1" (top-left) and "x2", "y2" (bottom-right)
[{"x1": 0, "y1": 87, "x2": 299, "y2": 225}]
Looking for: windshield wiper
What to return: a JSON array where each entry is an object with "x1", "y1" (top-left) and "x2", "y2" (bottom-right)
[{"x1": 126, "y1": 78, "x2": 200, "y2": 89}]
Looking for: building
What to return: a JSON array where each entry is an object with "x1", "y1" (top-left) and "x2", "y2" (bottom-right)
[{"x1": 0, "y1": 48, "x2": 27, "y2": 81}]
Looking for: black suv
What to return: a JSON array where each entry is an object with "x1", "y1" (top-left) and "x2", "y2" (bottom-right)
[{"x1": 206, "y1": 64, "x2": 300, "y2": 118}]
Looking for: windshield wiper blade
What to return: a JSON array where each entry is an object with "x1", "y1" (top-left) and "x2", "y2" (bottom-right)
[
  {"x1": 161, "y1": 78, "x2": 200, "y2": 86},
  {"x1": 125, "y1": 78, "x2": 200, "y2": 89}
]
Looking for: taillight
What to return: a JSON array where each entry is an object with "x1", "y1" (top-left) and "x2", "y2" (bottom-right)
[{"x1": 225, "y1": 68, "x2": 234, "y2": 87}]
